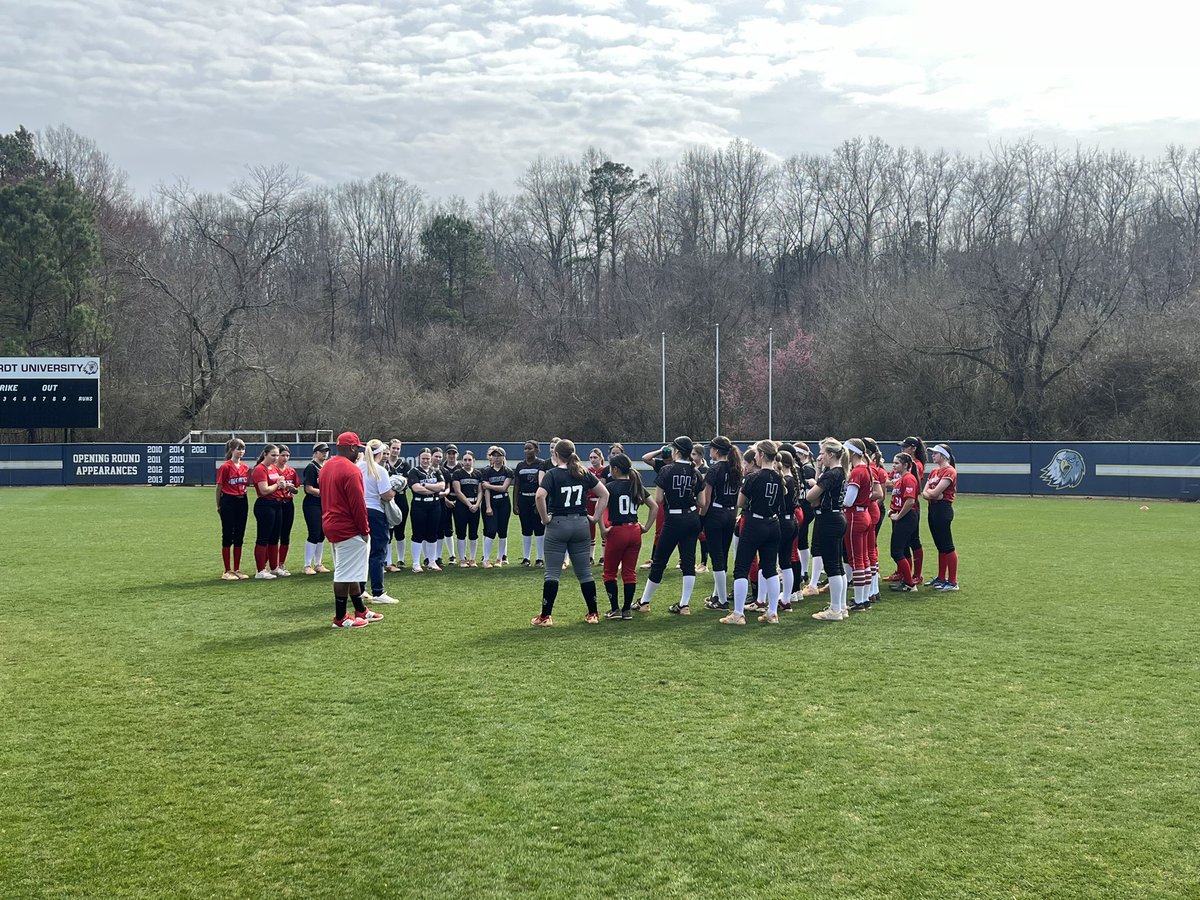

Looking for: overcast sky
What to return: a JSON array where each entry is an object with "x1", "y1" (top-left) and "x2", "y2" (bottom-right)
[{"x1": 4, "y1": 0, "x2": 1199, "y2": 199}]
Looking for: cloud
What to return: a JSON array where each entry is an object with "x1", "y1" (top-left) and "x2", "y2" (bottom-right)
[{"x1": 1, "y1": 0, "x2": 1196, "y2": 202}]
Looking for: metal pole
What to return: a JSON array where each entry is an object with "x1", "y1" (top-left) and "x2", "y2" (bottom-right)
[
  {"x1": 714, "y1": 322, "x2": 720, "y2": 437},
  {"x1": 661, "y1": 332, "x2": 667, "y2": 444},
  {"x1": 768, "y1": 327, "x2": 773, "y2": 440}
]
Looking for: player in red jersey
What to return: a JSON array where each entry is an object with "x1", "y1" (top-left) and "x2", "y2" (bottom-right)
[
  {"x1": 274, "y1": 445, "x2": 298, "y2": 577},
  {"x1": 215, "y1": 438, "x2": 251, "y2": 580},
  {"x1": 843, "y1": 439, "x2": 881, "y2": 612},
  {"x1": 319, "y1": 432, "x2": 380, "y2": 628},
  {"x1": 251, "y1": 444, "x2": 287, "y2": 579},
  {"x1": 887, "y1": 452, "x2": 921, "y2": 592},
  {"x1": 863, "y1": 438, "x2": 888, "y2": 602},
  {"x1": 895, "y1": 436, "x2": 928, "y2": 582},
  {"x1": 922, "y1": 443, "x2": 959, "y2": 591}
]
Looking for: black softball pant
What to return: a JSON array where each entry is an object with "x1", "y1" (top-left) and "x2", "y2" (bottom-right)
[
  {"x1": 279, "y1": 501, "x2": 295, "y2": 545},
  {"x1": 797, "y1": 500, "x2": 813, "y2": 551},
  {"x1": 705, "y1": 507, "x2": 736, "y2": 572},
  {"x1": 484, "y1": 498, "x2": 511, "y2": 539},
  {"x1": 517, "y1": 495, "x2": 545, "y2": 536},
  {"x1": 392, "y1": 494, "x2": 408, "y2": 540},
  {"x1": 219, "y1": 494, "x2": 248, "y2": 547},
  {"x1": 409, "y1": 498, "x2": 441, "y2": 544},
  {"x1": 302, "y1": 496, "x2": 323, "y2": 543},
  {"x1": 647, "y1": 512, "x2": 700, "y2": 581},
  {"x1": 777, "y1": 515, "x2": 797, "y2": 573},
  {"x1": 927, "y1": 501, "x2": 955, "y2": 553},
  {"x1": 452, "y1": 502, "x2": 480, "y2": 540},
  {"x1": 254, "y1": 497, "x2": 282, "y2": 547},
  {"x1": 733, "y1": 516, "x2": 780, "y2": 580},
  {"x1": 811, "y1": 511, "x2": 847, "y2": 577},
  {"x1": 890, "y1": 509, "x2": 920, "y2": 562}
]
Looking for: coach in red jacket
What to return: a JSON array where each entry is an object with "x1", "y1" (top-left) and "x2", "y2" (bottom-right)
[{"x1": 319, "y1": 431, "x2": 381, "y2": 629}]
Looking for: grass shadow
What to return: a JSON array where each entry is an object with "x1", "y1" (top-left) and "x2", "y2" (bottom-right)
[{"x1": 201, "y1": 625, "x2": 329, "y2": 653}]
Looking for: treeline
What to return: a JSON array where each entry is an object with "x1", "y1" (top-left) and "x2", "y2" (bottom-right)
[{"x1": 2, "y1": 125, "x2": 1199, "y2": 442}]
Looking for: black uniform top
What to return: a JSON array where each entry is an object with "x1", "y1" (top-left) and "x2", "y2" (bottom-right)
[
  {"x1": 386, "y1": 458, "x2": 412, "y2": 478},
  {"x1": 741, "y1": 469, "x2": 783, "y2": 518},
  {"x1": 441, "y1": 464, "x2": 460, "y2": 501},
  {"x1": 814, "y1": 467, "x2": 847, "y2": 514},
  {"x1": 656, "y1": 461, "x2": 699, "y2": 512},
  {"x1": 800, "y1": 462, "x2": 817, "y2": 486},
  {"x1": 780, "y1": 473, "x2": 799, "y2": 518},
  {"x1": 481, "y1": 465, "x2": 513, "y2": 503},
  {"x1": 515, "y1": 457, "x2": 547, "y2": 496},
  {"x1": 541, "y1": 466, "x2": 599, "y2": 516},
  {"x1": 704, "y1": 460, "x2": 742, "y2": 508},
  {"x1": 452, "y1": 467, "x2": 481, "y2": 500},
  {"x1": 409, "y1": 465, "x2": 443, "y2": 500},
  {"x1": 605, "y1": 478, "x2": 643, "y2": 525},
  {"x1": 692, "y1": 462, "x2": 709, "y2": 501},
  {"x1": 303, "y1": 461, "x2": 322, "y2": 498}
]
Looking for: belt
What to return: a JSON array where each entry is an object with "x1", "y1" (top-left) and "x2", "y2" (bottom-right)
[
  {"x1": 751, "y1": 513, "x2": 776, "y2": 520},
  {"x1": 850, "y1": 506, "x2": 868, "y2": 512},
  {"x1": 489, "y1": 493, "x2": 510, "y2": 500},
  {"x1": 520, "y1": 492, "x2": 537, "y2": 497},
  {"x1": 414, "y1": 496, "x2": 437, "y2": 502},
  {"x1": 710, "y1": 502, "x2": 724, "y2": 508},
  {"x1": 667, "y1": 506, "x2": 697, "y2": 515}
]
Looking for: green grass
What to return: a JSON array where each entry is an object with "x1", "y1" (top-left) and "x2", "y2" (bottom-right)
[{"x1": 1, "y1": 489, "x2": 1197, "y2": 899}]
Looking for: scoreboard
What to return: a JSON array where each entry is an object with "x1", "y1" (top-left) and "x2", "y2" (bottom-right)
[{"x1": 0, "y1": 357, "x2": 100, "y2": 429}]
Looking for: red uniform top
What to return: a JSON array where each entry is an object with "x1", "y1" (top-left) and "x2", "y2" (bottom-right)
[
  {"x1": 276, "y1": 465, "x2": 298, "y2": 502},
  {"x1": 252, "y1": 463, "x2": 281, "y2": 499},
  {"x1": 319, "y1": 455, "x2": 369, "y2": 542},
  {"x1": 216, "y1": 461, "x2": 250, "y2": 497},
  {"x1": 927, "y1": 466, "x2": 957, "y2": 503},
  {"x1": 844, "y1": 464, "x2": 874, "y2": 510},
  {"x1": 890, "y1": 472, "x2": 918, "y2": 513},
  {"x1": 586, "y1": 464, "x2": 604, "y2": 516},
  {"x1": 913, "y1": 458, "x2": 925, "y2": 483}
]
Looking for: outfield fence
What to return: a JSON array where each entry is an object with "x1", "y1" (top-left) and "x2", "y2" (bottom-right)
[{"x1": 2, "y1": 441, "x2": 1198, "y2": 499}]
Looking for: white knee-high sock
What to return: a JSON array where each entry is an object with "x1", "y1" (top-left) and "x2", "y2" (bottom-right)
[
  {"x1": 830, "y1": 574, "x2": 847, "y2": 612},
  {"x1": 733, "y1": 578, "x2": 748, "y2": 615},
  {"x1": 756, "y1": 571, "x2": 767, "y2": 603},
  {"x1": 536, "y1": 535, "x2": 545, "y2": 560},
  {"x1": 870, "y1": 570, "x2": 879, "y2": 596},
  {"x1": 809, "y1": 557, "x2": 823, "y2": 588},
  {"x1": 713, "y1": 569, "x2": 728, "y2": 601},
  {"x1": 468, "y1": 538, "x2": 476, "y2": 559},
  {"x1": 731, "y1": 534, "x2": 740, "y2": 558},
  {"x1": 457, "y1": 538, "x2": 466, "y2": 559},
  {"x1": 499, "y1": 538, "x2": 508, "y2": 558},
  {"x1": 782, "y1": 567, "x2": 794, "y2": 602},
  {"x1": 800, "y1": 548, "x2": 811, "y2": 577},
  {"x1": 640, "y1": 579, "x2": 660, "y2": 605},
  {"x1": 303, "y1": 542, "x2": 314, "y2": 566},
  {"x1": 766, "y1": 573, "x2": 781, "y2": 615},
  {"x1": 424, "y1": 541, "x2": 438, "y2": 565},
  {"x1": 444, "y1": 537, "x2": 453, "y2": 557},
  {"x1": 680, "y1": 575, "x2": 695, "y2": 607},
  {"x1": 385, "y1": 542, "x2": 393, "y2": 565},
  {"x1": 483, "y1": 536, "x2": 494, "y2": 559},
  {"x1": 523, "y1": 536, "x2": 532, "y2": 559}
]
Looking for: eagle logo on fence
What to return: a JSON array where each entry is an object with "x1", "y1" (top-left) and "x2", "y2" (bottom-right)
[{"x1": 1041, "y1": 449, "x2": 1086, "y2": 490}]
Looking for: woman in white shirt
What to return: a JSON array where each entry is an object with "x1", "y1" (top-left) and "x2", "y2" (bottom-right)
[{"x1": 358, "y1": 439, "x2": 398, "y2": 604}]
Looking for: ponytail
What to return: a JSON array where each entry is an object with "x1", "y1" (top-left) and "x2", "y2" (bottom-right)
[
  {"x1": 821, "y1": 437, "x2": 850, "y2": 472},
  {"x1": 862, "y1": 437, "x2": 882, "y2": 468},
  {"x1": 711, "y1": 435, "x2": 743, "y2": 492},
  {"x1": 255, "y1": 444, "x2": 277, "y2": 466},
  {"x1": 364, "y1": 439, "x2": 385, "y2": 481},
  {"x1": 902, "y1": 436, "x2": 927, "y2": 465},
  {"x1": 556, "y1": 438, "x2": 587, "y2": 480}
]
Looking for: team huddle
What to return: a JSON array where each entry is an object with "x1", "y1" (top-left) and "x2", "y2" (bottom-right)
[{"x1": 213, "y1": 433, "x2": 961, "y2": 629}]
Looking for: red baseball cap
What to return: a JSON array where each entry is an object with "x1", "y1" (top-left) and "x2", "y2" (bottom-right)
[{"x1": 336, "y1": 431, "x2": 364, "y2": 449}]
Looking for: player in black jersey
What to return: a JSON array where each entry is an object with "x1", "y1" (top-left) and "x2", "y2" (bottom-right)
[
  {"x1": 689, "y1": 444, "x2": 710, "y2": 574},
  {"x1": 408, "y1": 448, "x2": 447, "y2": 574},
  {"x1": 808, "y1": 438, "x2": 850, "y2": 621},
  {"x1": 775, "y1": 450, "x2": 801, "y2": 612},
  {"x1": 440, "y1": 445, "x2": 461, "y2": 564},
  {"x1": 385, "y1": 440, "x2": 412, "y2": 571},
  {"x1": 531, "y1": 439, "x2": 609, "y2": 626},
  {"x1": 451, "y1": 450, "x2": 482, "y2": 567},
  {"x1": 633, "y1": 436, "x2": 701, "y2": 615},
  {"x1": 698, "y1": 436, "x2": 742, "y2": 611},
  {"x1": 600, "y1": 453, "x2": 658, "y2": 619},
  {"x1": 480, "y1": 446, "x2": 513, "y2": 567},
  {"x1": 515, "y1": 440, "x2": 549, "y2": 566},
  {"x1": 791, "y1": 443, "x2": 817, "y2": 599},
  {"x1": 721, "y1": 440, "x2": 784, "y2": 625}
]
